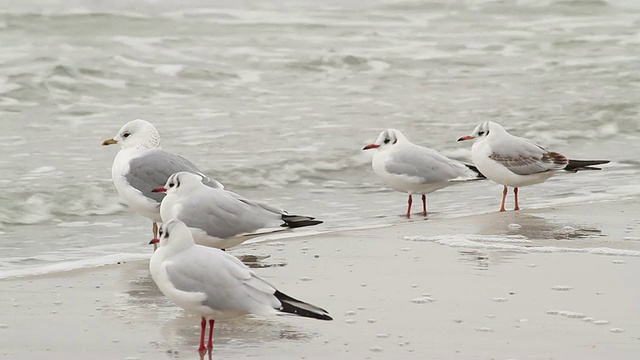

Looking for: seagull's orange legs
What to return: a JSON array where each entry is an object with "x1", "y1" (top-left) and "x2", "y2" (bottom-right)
[{"x1": 499, "y1": 186, "x2": 508, "y2": 212}]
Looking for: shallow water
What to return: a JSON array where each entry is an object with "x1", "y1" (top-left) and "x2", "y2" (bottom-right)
[{"x1": 1, "y1": 0, "x2": 639, "y2": 277}]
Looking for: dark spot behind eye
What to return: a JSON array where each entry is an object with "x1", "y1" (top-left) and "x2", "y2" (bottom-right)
[
  {"x1": 165, "y1": 230, "x2": 170, "y2": 238},
  {"x1": 176, "y1": 179, "x2": 180, "y2": 188}
]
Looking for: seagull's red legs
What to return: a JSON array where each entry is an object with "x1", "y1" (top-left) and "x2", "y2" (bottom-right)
[
  {"x1": 207, "y1": 319, "x2": 215, "y2": 349},
  {"x1": 421, "y1": 194, "x2": 427, "y2": 217},
  {"x1": 198, "y1": 317, "x2": 207, "y2": 352},
  {"x1": 500, "y1": 186, "x2": 507, "y2": 212},
  {"x1": 513, "y1": 187, "x2": 520, "y2": 211},
  {"x1": 406, "y1": 195, "x2": 412, "y2": 218}
]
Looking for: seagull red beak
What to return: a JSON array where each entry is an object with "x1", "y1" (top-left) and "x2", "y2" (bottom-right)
[
  {"x1": 149, "y1": 238, "x2": 159, "y2": 245},
  {"x1": 362, "y1": 144, "x2": 380, "y2": 150},
  {"x1": 457, "y1": 135, "x2": 475, "y2": 141},
  {"x1": 151, "y1": 186, "x2": 166, "y2": 193}
]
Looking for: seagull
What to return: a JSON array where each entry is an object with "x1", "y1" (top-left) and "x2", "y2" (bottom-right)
[
  {"x1": 102, "y1": 119, "x2": 224, "y2": 245},
  {"x1": 362, "y1": 129, "x2": 484, "y2": 218},
  {"x1": 152, "y1": 171, "x2": 323, "y2": 250},
  {"x1": 458, "y1": 121, "x2": 610, "y2": 212},
  {"x1": 149, "y1": 219, "x2": 332, "y2": 352}
]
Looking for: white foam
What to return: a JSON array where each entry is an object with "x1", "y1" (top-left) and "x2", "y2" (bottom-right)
[
  {"x1": 404, "y1": 234, "x2": 640, "y2": 257},
  {"x1": 0, "y1": 253, "x2": 150, "y2": 280},
  {"x1": 153, "y1": 64, "x2": 184, "y2": 77}
]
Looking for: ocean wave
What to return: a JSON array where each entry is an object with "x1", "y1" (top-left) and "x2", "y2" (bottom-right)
[
  {"x1": 213, "y1": 152, "x2": 370, "y2": 189},
  {"x1": 287, "y1": 55, "x2": 390, "y2": 73},
  {"x1": 0, "y1": 186, "x2": 125, "y2": 226},
  {"x1": 0, "y1": 10, "x2": 152, "y2": 21}
]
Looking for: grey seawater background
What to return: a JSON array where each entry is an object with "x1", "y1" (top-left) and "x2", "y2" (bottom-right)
[{"x1": 1, "y1": 0, "x2": 639, "y2": 277}]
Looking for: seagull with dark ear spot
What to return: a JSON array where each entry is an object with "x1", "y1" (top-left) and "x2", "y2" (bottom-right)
[
  {"x1": 149, "y1": 219, "x2": 332, "y2": 352},
  {"x1": 363, "y1": 129, "x2": 484, "y2": 218},
  {"x1": 155, "y1": 172, "x2": 323, "y2": 250},
  {"x1": 458, "y1": 121, "x2": 610, "y2": 212}
]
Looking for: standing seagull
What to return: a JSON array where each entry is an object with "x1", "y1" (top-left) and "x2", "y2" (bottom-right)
[
  {"x1": 152, "y1": 172, "x2": 323, "y2": 249},
  {"x1": 458, "y1": 121, "x2": 610, "y2": 212},
  {"x1": 149, "y1": 219, "x2": 332, "y2": 352},
  {"x1": 362, "y1": 129, "x2": 484, "y2": 218},
  {"x1": 102, "y1": 119, "x2": 224, "y2": 243}
]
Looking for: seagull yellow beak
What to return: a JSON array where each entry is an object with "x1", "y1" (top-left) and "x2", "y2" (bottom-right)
[{"x1": 102, "y1": 138, "x2": 118, "y2": 146}]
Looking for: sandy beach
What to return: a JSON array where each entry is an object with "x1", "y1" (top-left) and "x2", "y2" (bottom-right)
[
  {"x1": 2, "y1": 0, "x2": 640, "y2": 359},
  {"x1": 2, "y1": 199, "x2": 639, "y2": 360}
]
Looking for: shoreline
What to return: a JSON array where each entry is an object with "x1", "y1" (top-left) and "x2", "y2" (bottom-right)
[{"x1": 1, "y1": 199, "x2": 639, "y2": 359}]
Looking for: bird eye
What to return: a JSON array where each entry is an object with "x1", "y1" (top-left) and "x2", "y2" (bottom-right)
[
  {"x1": 123, "y1": 132, "x2": 130, "y2": 138},
  {"x1": 383, "y1": 138, "x2": 391, "y2": 144},
  {"x1": 169, "y1": 182, "x2": 175, "y2": 187},
  {"x1": 478, "y1": 131, "x2": 485, "y2": 136},
  {"x1": 158, "y1": 229, "x2": 163, "y2": 237}
]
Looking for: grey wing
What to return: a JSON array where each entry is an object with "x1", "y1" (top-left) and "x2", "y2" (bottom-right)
[
  {"x1": 226, "y1": 191, "x2": 286, "y2": 214},
  {"x1": 386, "y1": 146, "x2": 470, "y2": 184},
  {"x1": 176, "y1": 155, "x2": 224, "y2": 189},
  {"x1": 167, "y1": 248, "x2": 279, "y2": 313},
  {"x1": 126, "y1": 150, "x2": 223, "y2": 202},
  {"x1": 489, "y1": 137, "x2": 568, "y2": 176},
  {"x1": 178, "y1": 188, "x2": 282, "y2": 239}
]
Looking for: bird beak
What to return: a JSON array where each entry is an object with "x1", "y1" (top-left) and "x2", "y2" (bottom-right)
[
  {"x1": 102, "y1": 138, "x2": 118, "y2": 146},
  {"x1": 149, "y1": 238, "x2": 159, "y2": 245},
  {"x1": 362, "y1": 144, "x2": 380, "y2": 150},
  {"x1": 151, "y1": 186, "x2": 166, "y2": 193},
  {"x1": 457, "y1": 135, "x2": 475, "y2": 142}
]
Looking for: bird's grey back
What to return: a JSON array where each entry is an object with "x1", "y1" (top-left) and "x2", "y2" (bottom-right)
[
  {"x1": 125, "y1": 149, "x2": 222, "y2": 203},
  {"x1": 178, "y1": 188, "x2": 283, "y2": 239},
  {"x1": 166, "y1": 248, "x2": 279, "y2": 313},
  {"x1": 386, "y1": 145, "x2": 469, "y2": 183}
]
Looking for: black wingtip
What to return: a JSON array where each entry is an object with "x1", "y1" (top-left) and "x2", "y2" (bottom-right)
[
  {"x1": 565, "y1": 159, "x2": 610, "y2": 172},
  {"x1": 274, "y1": 290, "x2": 333, "y2": 321},
  {"x1": 281, "y1": 214, "x2": 323, "y2": 229},
  {"x1": 464, "y1": 163, "x2": 486, "y2": 179}
]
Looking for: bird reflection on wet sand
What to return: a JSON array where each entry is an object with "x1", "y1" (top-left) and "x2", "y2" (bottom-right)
[
  {"x1": 109, "y1": 254, "x2": 312, "y2": 355},
  {"x1": 454, "y1": 212, "x2": 604, "y2": 270}
]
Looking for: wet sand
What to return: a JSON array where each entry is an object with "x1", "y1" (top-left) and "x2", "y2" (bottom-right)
[{"x1": 1, "y1": 200, "x2": 639, "y2": 360}]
